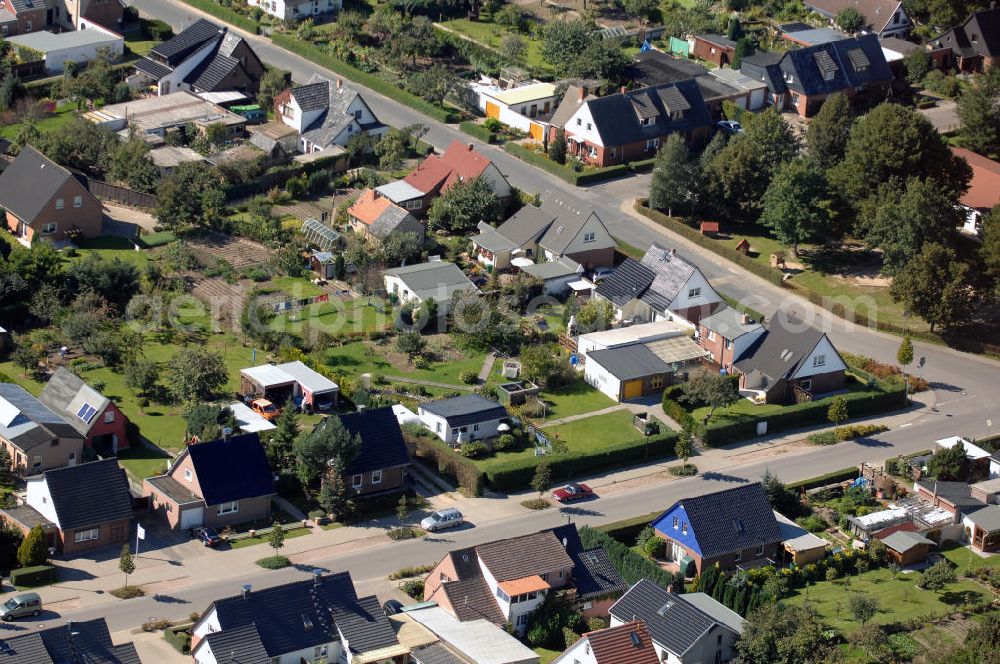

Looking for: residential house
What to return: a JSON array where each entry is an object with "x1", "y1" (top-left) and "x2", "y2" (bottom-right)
[
  {"x1": 582, "y1": 322, "x2": 707, "y2": 402},
  {"x1": 191, "y1": 571, "x2": 404, "y2": 664},
  {"x1": 239, "y1": 360, "x2": 339, "y2": 412},
  {"x1": 552, "y1": 80, "x2": 711, "y2": 167},
  {"x1": 951, "y1": 147, "x2": 999, "y2": 235},
  {"x1": 472, "y1": 80, "x2": 558, "y2": 140},
  {"x1": 377, "y1": 140, "x2": 512, "y2": 215},
  {"x1": 473, "y1": 199, "x2": 615, "y2": 271},
  {"x1": 651, "y1": 482, "x2": 784, "y2": 575},
  {"x1": 738, "y1": 35, "x2": 892, "y2": 117},
  {"x1": 347, "y1": 188, "x2": 424, "y2": 243},
  {"x1": 774, "y1": 511, "x2": 828, "y2": 565},
  {"x1": 39, "y1": 367, "x2": 129, "y2": 455},
  {"x1": 931, "y1": 7, "x2": 1000, "y2": 72},
  {"x1": 0, "y1": 0, "x2": 47, "y2": 36},
  {"x1": 417, "y1": 394, "x2": 508, "y2": 446},
  {"x1": 805, "y1": 0, "x2": 910, "y2": 38},
  {"x1": 552, "y1": 621, "x2": 660, "y2": 664},
  {"x1": 934, "y1": 436, "x2": 992, "y2": 481},
  {"x1": 693, "y1": 34, "x2": 737, "y2": 67},
  {"x1": 336, "y1": 406, "x2": 410, "y2": 498},
  {"x1": 698, "y1": 306, "x2": 765, "y2": 373},
  {"x1": 967, "y1": 505, "x2": 1000, "y2": 553},
  {"x1": 423, "y1": 523, "x2": 627, "y2": 632},
  {"x1": 248, "y1": 0, "x2": 343, "y2": 22},
  {"x1": 0, "y1": 618, "x2": 143, "y2": 663},
  {"x1": 143, "y1": 433, "x2": 276, "y2": 531},
  {"x1": 732, "y1": 314, "x2": 847, "y2": 404},
  {"x1": 275, "y1": 74, "x2": 386, "y2": 154},
  {"x1": 626, "y1": 50, "x2": 770, "y2": 113},
  {"x1": 780, "y1": 22, "x2": 848, "y2": 46},
  {"x1": 407, "y1": 607, "x2": 540, "y2": 664},
  {"x1": 0, "y1": 383, "x2": 85, "y2": 475},
  {"x1": 879, "y1": 35, "x2": 925, "y2": 75},
  {"x1": 85, "y1": 91, "x2": 247, "y2": 142},
  {"x1": 609, "y1": 580, "x2": 744, "y2": 664},
  {"x1": 383, "y1": 260, "x2": 478, "y2": 317},
  {"x1": 517, "y1": 257, "x2": 584, "y2": 297},
  {"x1": 595, "y1": 244, "x2": 723, "y2": 327},
  {"x1": 5, "y1": 21, "x2": 123, "y2": 75},
  {"x1": 971, "y1": 478, "x2": 1000, "y2": 505},
  {"x1": 914, "y1": 480, "x2": 987, "y2": 520},
  {"x1": 130, "y1": 18, "x2": 265, "y2": 96},
  {"x1": 54, "y1": 0, "x2": 128, "y2": 30},
  {"x1": 0, "y1": 146, "x2": 102, "y2": 247},
  {"x1": 1, "y1": 458, "x2": 133, "y2": 555},
  {"x1": 880, "y1": 530, "x2": 935, "y2": 565}
]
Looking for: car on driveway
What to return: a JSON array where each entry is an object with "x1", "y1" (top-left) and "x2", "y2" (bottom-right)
[
  {"x1": 552, "y1": 483, "x2": 594, "y2": 502},
  {"x1": 383, "y1": 599, "x2": 404, "y2": 616},
  {"x1": 715, "y1": 120, "x2": 743, "y2": 135},
  {"x1": 420, "y1": 508, "x2": 465, "y2": 532},
  {"x1": 591, "y1": 267, "x2": 615, "y2": 282},
  {"x1": 251, "y1": 398, "x2": 280, "y2": 421},
  {"x1": 191, "y1": 525, "x2": 223, "y2": 547}
]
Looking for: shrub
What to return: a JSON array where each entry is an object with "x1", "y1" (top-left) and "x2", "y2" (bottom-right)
[
  {"x1": 460, "y1": 441, "x2": 488, "y2": 458},
  {"x1": 643, "y1": 536, "x2": 666, "y2": 558},
  {"x1": 494, "y1": 433, "x2": 519, "y2": 451},
  {"x1": 520, "y1": 498, "x2": 551, "y2": 510},
  {"x1": 162, "y1": 625, "x2": 192, "y2": 654},
  {"x1": 110, "y1": 586, "x2": 145, "y2": 599},
  {"x1": 389, "y1": 564, "x2": 434, "y2": 580},
  {"x1": 9, "y1": 564, "x2": 56, "y2": 587},
  {"x1": 460, "y1": 121, "x2": 496, "y2": 143},
  {"x1": 668, "y1": 463, "x2": 698, "y2": 476},
  {"x1": 795, "y1": 515, "x2": 828, "y2": 533},
  {"x1": 406, "y1": 428, "x2": 485, "y2": 496},
  {"x1": 256, "y1": 555, "x2": 291, "y2": 569},
  {"x1": 143, "y1": 619, "x2": 171, "y2": 632},
  {"x1": 401, "y1": 579, "x2": 424, "y2": 598},
  {"x1": 459, "y1": 369, "x2": 479, "y2": 385}
]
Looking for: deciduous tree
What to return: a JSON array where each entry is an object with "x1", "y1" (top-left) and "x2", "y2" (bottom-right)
[
  {"x1": 682, "y1": 371, "x2": 739, "y2": 423},
  {"x1": 119, "y1": 543, "x2": 135, "y2": 588},
  {"x1": 807, "y1": 92, "x2": 852, "y2": 170},
  {"x1": 427, "y1": 176, "x2": 503, "y2": 235},
  {"x1": 827, "y1": 395, "x2": 849, "y2": 426},
  {"x1": 166, "y1": 348, "x2": 228, "y2": 403},
  {"x1": 848, "y1": 593, "x2": 878, "y2": 624},
  {"x1": 890, "y1": 243, "x2": 977, "y2": 332},
  {"x1": 649, "y1": 134, "x2": 699, "y2": 217},
  {"x1": 736, "y1": 603, "x2": 831, "y2": 664},
  {"x1": 836, "y1": 6, "x2": 866, "y2": 32},
  {"x1": 918, "y1": 559, "x2": 957, "y2": 591},
  {"x1": 759, "y1": 158, "x2": 832, "y2": 255},
  {"x1": 958, "y1": 68, "x2": 1000, "y2": 155},
  {"x1": 531, "y1": 461, "x2": 552, "y2": 498}
]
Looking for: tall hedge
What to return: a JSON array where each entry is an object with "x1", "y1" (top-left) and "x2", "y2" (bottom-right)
[
  {"x1": 579, "y1": 526, "x2": 680, "y2": 590},
  {"x1": 407, "y1": 432, "x2": 485, "y2": 496}
]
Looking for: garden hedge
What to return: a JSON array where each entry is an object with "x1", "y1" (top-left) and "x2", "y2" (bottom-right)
[
  {"x1": 596, "y1": 510, "x2": 661, "y2": 544},
  {"x1": 163, "y1": 625, "x2": 193, "y2": 654},
  {"x1": 579, "y1": 526, "x2": 679, "y2": 589},
  {"x1": 407, "y1": 433, "x2": 485, "y2": 496},
  {"x1": 270, "y1": 34, "x2": 457, "y2": 124},
  {"x1": 178, "y1": 0, "x2": 260, "y2": 33},
  {"x1": 786, "y1": 467, "x2": 859, "y2": 491},
  {"x1": 502, "y1": 142, "x2": 629, "y2": 186},
  {"x1": 634, "y1": 200, "x2": 786, "y2": 287},
  {"x1": 459, "y1": 121, "x2": 496, "y2": 144},
  {"x1": 10, "y1": 564, "x2": 57, "y2": 587},
  {"x1": 484, "y1": 429, "x2": 678, "y2": 492}
]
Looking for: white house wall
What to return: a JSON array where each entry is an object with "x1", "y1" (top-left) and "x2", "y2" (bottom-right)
[
  {"x1": 792, "y1": 335, "x2": 847, "y2": 380},
  {"x1": 584, "y1": 359, "x2": 622, "y2": 401},
  {"x1": 25, "y1": 477, "x2": 60, "y2": 527},
  {"x1": 732, "y1": 327, "x2": 766, "y2": 363},
  {"x1": 417, "y1": 409, "x2": 450, "y2": 442},
  {"x1": 667, "y1": 270, "x2": 722, "y2": 316},
  {"x1": 564, "y1": 104, "x2": 604, "y2": 147},
  {"x1": 551, "y1": 637, "x2": 599, "y2": 664},
  {"x1": 158, "y1": 39, "x2": 218, "y2": 95}
]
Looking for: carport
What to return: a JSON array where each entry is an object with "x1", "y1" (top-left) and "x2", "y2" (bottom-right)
[{"x1": 239, "y1": 364, "x2": 296, "y2": 404}]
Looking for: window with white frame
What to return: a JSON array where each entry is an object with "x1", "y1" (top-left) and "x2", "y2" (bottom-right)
[
  {"x1": 725, "y1": 339, "x2": 732, "y2": 350},
  {"x1": 74, "y1": 528, "x2": 100, "y2": 542},
  {"x1": 734, "y1": 550, "x2": 742, "y2": 561},
  {"x1": 756, "y1": 544, "x2": 764, "y2": 555},
  {"x1": 584, "y1": 232, "x2": 596, "y2": 242},
  {"x1": 371, "y1": 469, "x2": 382, "y2": 484},
  {"x1": 73, "y1": 195, "x2": 83, "y2": 208},
  {"x1": 673, "y1": 516, "x2": 679, "y2": 529},
  {"x1": 801, "y1": 379, "x2": 812, "y2": 391},
  {"x1": 352, "y1": 474, "x2": 363, "y2": 488},
  {"x1": 707, "y1": 329, "x2": 715, "y2": 341},
  {"x1": 644, "y1": 138, "x2": 659, "y2": 151},
  {"x1": 516, "y1": 614, "x2": 530, "y2": 626},
  {"x1": 55, "y1": 198, "x2": 64, "y2": 209},
  {"x1": 813, "y1": 354, "x2": 826, "y2": 367},
  {"x1": 688, "y1": 287, "x2": 701, "y2": 298},
  {"x1": 104, "y1": 410, "x2": 114, "y2": 424},
  {"x1": 473, "y1": 423, "x2": 480, "y2": 432},
  {"x1": 681, "y1": 522, "x2": 688, "y2": 534},
  {"x1": 218, "y1": 501, "x2": 239, "y2": 515},
  {"x1": 41, "y1": 223, "x2": 57, "y2": 234},
  {"x1": 184, "y1": 468, "x2": 193, "y2": 482}
]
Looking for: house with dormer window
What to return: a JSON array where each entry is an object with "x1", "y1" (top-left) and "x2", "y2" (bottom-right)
[
  {"x1": 550, "y1": 79, "x2": 710, "y2": 168},
  {"x1": 805, "y1": 0, "x2": 910, "y2": 38}
]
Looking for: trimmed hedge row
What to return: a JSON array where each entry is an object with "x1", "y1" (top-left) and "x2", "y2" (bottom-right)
[
  {"x1": 163, "y1": 625, "x2": 193, "y2": 654},
  {"x1": 270, "y1": 33, "x2": 457, "y2": 124},
  {"x1": 407, "y1": 433, "x2": 485, "y2": 496},
  {"x1": 786, "y1": 467, "x2": 859, "y2": 491},
  {"x1": 596, "y1": 511, "x2": 661, "y2": 544},
  {"x1": 634, "y1": 200, "x2": 786, "y2": 287},
  {"x1": 178, "y1": 0, "x2": 260, "y2": 33},
  {"x1": 502, "y1": 142, "x2": 629, "y2": 186},
  {"x1": 579, "y1": 526, "x2": 680, "y2": 589},
  {"x1": 10, "y1": 564, "x2": 57, "y2": 588},
  {"x1": 459, "y1": 121, "x2": 496, "y2": 144},
  {"x1": 484, "y1": 430, "x2": 678, "y2": 492}
]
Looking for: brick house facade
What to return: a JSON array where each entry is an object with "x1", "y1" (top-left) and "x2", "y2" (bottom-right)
[{"x1": 693, "y1": 34, "x2": 737, "y2": 67}]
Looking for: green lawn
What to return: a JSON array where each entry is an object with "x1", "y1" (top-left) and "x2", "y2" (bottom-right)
[
  {"x1": 270, "y1": 298, "x2": 389, "y2": 338},
  {"x1": 533, "y1": 648, "x2": 560, "y2": 664},
  {"x1": 230, "y1": 526, "x2": 310, "y2": 549},
  {"x1": 538, "y1": 380, "x2": 615, "y2": 420},
  {"x1": 0, "y1": 103, "x2": 78, "y2": 140},
  {"x1": 76, "y1": 236, "x2": 149, "y2": 269},
  {"x1": 438, "y1": 19, "x2": 552, "y2": 74},
  {"x1": 324, "y1": 339, "x2": 486, "y2": 386},
  {"x1": 940, "y1": 541, "x2": 1000, "y2": 571},
  {"x1": 116, "y1": 445, "x2": 171, "y2": 482},
  {"x1": 784, "y1": 566, "x2": 991, "y2": 632}
]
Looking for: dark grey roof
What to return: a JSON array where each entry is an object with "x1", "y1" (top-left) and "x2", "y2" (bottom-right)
[
  {"x1": 332, "y1": 595, "x2": 399, "y2": 654},
  {"x1": 552, "y1": 523, "x2": 627, "y2": 600},
  {"x1": 1, "y1": 504, "x2": 54, "y2": 531},
  {"x1": 291, "y1": 81, "x2": 331, "y2": 112},
  {"x1": 0, "y1": 146, "x2": 84, "y2": 224},
  {"x1": 209, "y1": 572, "x2": 397, "y2": 657},
  {"x1": 186, "y1": 52, "x2": 240, "y2": 92},
  {"x1": 882, "y1": 530, "x2": 934, "y2": 554},
  {"x1": 610, "y1": 580, "x2": 730, "y2": 657},
  {"x1": 368, "y1": 205, "x2": 420, "y2": 240},
  {"x1": 549, "y1": 84, "x2": 598, "y2": 130},
  {"x1": 383, "y1": 261, "x2": 476, "y2": 302},
  {"x1": 294, "y1": 74, "x2": 377, "y2": 148},
  {"x1": 699, "y1": 306, "x2": 762, "y2": 339},
  {"x1": 149, "y1": 18, "x2": 222, "y2": 65},
  {"x1": 584, "y1": 79, "x2": 711, "y2": 148},
  {"x1": 587, "y1": 345, "x2": 672, "y2": 381},
  {"x1": 146, "y1": 475, "x2": 204, "y2": 506},
  {"x1": 184, "y1": 433, "x2": 275, "y2": 506},
  {"x1": 0, "y1": 383, "x2": 80, "y2": 450},
  {"x1": 43, "y1": 459, "x2": 134, "y2": 531},
  {"x1": 915, "y1": 480, "x2": 986, "y2": 515},
  {"x1": 0, "y1": 632, "x2": 50, "y2": 664},
  {"x1": 780, "y1": 34, "x2": 892, "y2": 97},
  {"x1": 640, "y1": 244, "x2": 699, "y2": 312},
  {"x1": 440, "y1": 576, "x2": 506, "y2": 624},
  {"x1": 420, "y1": 395, "x2": 508, "y2": 428},
  {"x1": 627, "y1": 51, "x2": 709, "y2": 87},
  {"x1": 739, "y1": 51, "x2": 787, "y2": 94},
  {"x1": 496, "y1": 204, "x2": 554, "y2": 246},
  {"x1": 968, "y1": 505, "x2": 1000, "y2": 532},
  {"x1": 697, "y1": 33, "x2": 737, "y2": 49},
  {"x1": 36, "y1": 618, "x2": 142, "y2": 664},
  {"x1": 337, "y1": 407, "x2": 410, "y2": 475},
  {"x1": 411, "y1": 644, "x2": 467, "y2": 664},
  {"x1": 596, "y1": 258, "x2": 655, "y2": 307},
  {"x1": 473, "y1": 222, "x2": 518, "y2": 253},
  {"x1": 133, "y1": 57, "x2": 172, "y2": 81},
  {"x1": 476, "y1": 528, "x2": 574, "y2": 581},
  {"x1": 656, "y1": 482, "x2": 783, "y2": 558},
  {"x1": 201, "y1": 625, "x2": 269, "y2": 664},
  {"x1": 38, "y1": 368, "x2": 110, "y2": 437},
  {"x1": 733, "y1": 318, "x2": 829, "y2": 383},
  {"x1": 7, "y1": 0, "x2": 41, "y2": 13},
  {"x1": 536, "y1": 199, "x2": 613, "y2": 256}
]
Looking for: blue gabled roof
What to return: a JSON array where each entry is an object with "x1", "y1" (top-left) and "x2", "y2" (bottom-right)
[
  {"x1": 185, "y1": 433, "x2": 275, "y2": 506},
  {"x1": 337, "y1": 407, "x2": 410, "y2": 475},
  {"x1": 782, "y1": 34, "x2": 892, "y2": 97}
]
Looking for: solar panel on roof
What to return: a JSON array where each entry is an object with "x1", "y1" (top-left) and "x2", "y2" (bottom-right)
[{"x1": 76, "y1": 402, "x2": 97, "y2": 423}]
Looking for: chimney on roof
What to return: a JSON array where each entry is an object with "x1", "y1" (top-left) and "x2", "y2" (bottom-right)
[
  {"x1": 313, "y1": 569, "x2": 323, "y2": 586},
  {"x1": 579, "y1": 85, "x2": 587, "y2": 101},
  {"x1": 742, "y1": 313, "x2": 751, "y2": 325},
  {"x1": 336, "y1": 78, "x2": 343, "y2": 89},
  {"x1": 242, "y1": 584, "x2": 252, "y2": 599}
]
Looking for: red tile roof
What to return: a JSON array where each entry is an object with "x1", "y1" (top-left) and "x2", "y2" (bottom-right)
[
  {"x1": 403, "y1": 140, "x2": 493, "y2": 196},
  {"x1": 584, "y1": 621, "x2": 660, "y2": 664},
  {"x1": 953, "y1": 147, "x2": 1000, "y2": 210},
  {"x1": 348, "y1": 188, "x2": 393, "y2": 226}
]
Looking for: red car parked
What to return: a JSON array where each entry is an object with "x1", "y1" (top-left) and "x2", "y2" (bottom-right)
[{"x1": 552, "y1": 483, "x2": 595, "y2": 502}]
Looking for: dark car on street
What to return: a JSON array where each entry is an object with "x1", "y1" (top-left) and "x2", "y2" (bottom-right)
[{"x1": 191, "y1": 525, "x2": 223, "y2": 547}]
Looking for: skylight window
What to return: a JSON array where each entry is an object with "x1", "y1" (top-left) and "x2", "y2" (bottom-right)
[
  {"x1": 76, "y1": 402, "x2": 98, "y2": 423},
  {"x1": 302, "y1": 614, "x2": 314, "y2": 630},
  {"x1": 629, "y1": 631, "x2": 642, "y2": 647}
]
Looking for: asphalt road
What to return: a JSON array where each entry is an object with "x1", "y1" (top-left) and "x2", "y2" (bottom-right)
[{"x1": 85, "y1": 0, "x2": 1000, "y2": 633}]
